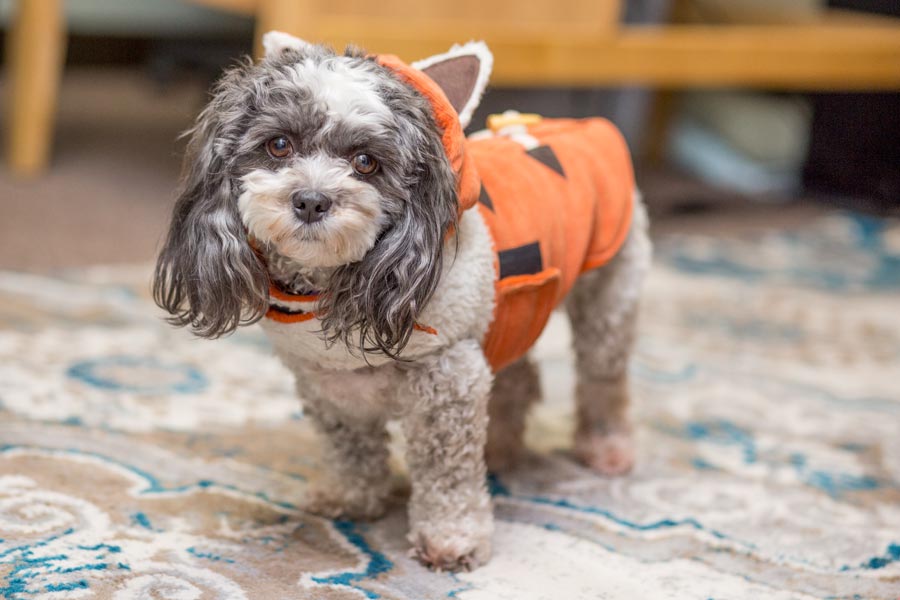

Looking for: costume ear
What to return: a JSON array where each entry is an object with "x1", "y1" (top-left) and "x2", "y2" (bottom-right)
[
  {"x1": 262, "y1": 30, "x2": 312, "y2": 59},
  {"x1": 412, "y1": 41, "x2": 493, "y2": 130}
]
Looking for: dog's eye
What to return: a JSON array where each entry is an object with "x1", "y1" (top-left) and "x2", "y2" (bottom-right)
[
  {"x1": 266, "y1": 136, "x2": 293, "y2": 159},
  {"x1": 351, "y1": 154, "x2": 378, "y2": 176}
]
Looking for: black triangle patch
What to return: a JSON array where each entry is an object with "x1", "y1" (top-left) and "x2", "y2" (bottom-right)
[
  {"x1": 478, "y1": 185, "x2": 494, "y2": 211},
  {"x1": 499, "y1": 242, "x2": 543, "y2": 279},
  {"x1": 526, "y1": 145, "x2": 565, "y2": 178}
]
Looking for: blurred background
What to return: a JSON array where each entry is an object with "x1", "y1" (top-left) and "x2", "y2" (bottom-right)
[
  {"x1": 0, "y1": 0, "x2": 898, "y2": 268},
  {"x1": 1, "y1": 3, "x2": 899, "y2": 597}
]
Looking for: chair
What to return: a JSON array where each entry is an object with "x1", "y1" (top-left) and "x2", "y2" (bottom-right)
[{"x1": 5, "y1": 0, "x2": 900, "y2": 176}]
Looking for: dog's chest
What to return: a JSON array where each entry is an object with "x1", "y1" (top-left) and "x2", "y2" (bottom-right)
[
  {"x1": 260, "y1": 297, "x2": 443, "y2": 371},
  {"x1": 302, "y1": 362, "x2": 409, "y2": 421},
  {"x1": 261, "y1": 208, "x2": 497, "y2": 372}
]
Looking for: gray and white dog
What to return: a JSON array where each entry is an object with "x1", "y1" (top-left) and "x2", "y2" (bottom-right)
[{"x1": 154, "y1": 31, "x2": 651, "y2": 571}]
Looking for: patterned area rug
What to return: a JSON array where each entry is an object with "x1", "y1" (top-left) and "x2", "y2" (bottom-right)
[{"x1": 1, "y1": 213, "x2": 898, "y2": 599}]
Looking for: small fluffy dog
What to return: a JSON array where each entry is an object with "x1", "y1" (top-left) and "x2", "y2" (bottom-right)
[{"x1": 154, "y1": 31, "x2": 651, "y2": 571}]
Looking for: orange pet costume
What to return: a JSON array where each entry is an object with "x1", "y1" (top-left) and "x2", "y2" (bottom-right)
[{"x1": 266, "y1": 54, "x2": 635, "y2": 373}]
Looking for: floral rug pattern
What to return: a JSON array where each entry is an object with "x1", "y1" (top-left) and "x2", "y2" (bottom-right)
[{"x1": 0, "y1": 213, "x2": 898, "y2": 599}]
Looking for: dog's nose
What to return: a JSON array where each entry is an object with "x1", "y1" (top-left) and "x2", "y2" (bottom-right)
[{"x1": 292, "y1": 191, "x2": 332, "y2": 224}]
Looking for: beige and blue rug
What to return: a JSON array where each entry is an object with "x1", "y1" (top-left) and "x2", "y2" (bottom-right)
[{"x1": 1, "y1": 213, "x2": 898, "y2": 599}]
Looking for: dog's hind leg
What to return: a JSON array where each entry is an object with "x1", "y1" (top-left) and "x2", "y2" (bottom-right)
[
  {"x1": 485, "y1": 356, "x2": 541, "y2": 472},
  {"x1": 565, "y1": 195, "x2": 651, "y2": 476}
]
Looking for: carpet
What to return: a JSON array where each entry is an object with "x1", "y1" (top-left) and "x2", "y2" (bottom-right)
[{"x1": 0, "y1": 212, "x2": 897, "y2": 599}]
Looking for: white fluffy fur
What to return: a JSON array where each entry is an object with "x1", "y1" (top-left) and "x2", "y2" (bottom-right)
[
  {"x1": 289, "y1": 57, "x2": 392, "y2": 130},
  {"x1": 261, "y1": 206, "x2": 497, "y2": 371},
  {"x1": 239, "y1": 159, "x2": 386, "y2": 268},
  {"x1": 265, "y1": 192, "x2": 651, "y2": 571},
  {"x1": 263, "y1": 34, "x2": 491, "y2": 129},
  {"x1": 412, "y1": 41, "x2": 493, "y2": 130},
  {"x1": 262, "y1": 30, "x2": 312, "y2": 58},
  {"x1": 566, "y1": 194, "x2": 652, "y2": 476},
  {"x1": 266, "y1": 208, "x2": 499, "y2": 569},
  {"x1": 215, "y1": 37, "x2": 652, "y2": 572}
]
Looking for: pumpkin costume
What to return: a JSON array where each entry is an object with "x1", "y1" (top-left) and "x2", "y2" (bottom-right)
[
  {"x1": 466, "y1": 119, "x2": 634, "y2": 372},
  {"x1": 266, "y1": 53, "x2": 635, "y2": 373}
]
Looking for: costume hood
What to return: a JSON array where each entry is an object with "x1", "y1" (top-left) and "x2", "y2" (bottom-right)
[{"x1": 375, "y1": 53, "x2": 485, "y2": 216}]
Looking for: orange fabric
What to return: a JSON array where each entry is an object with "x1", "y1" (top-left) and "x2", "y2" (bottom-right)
[
  {"x1": 265, "y1": 307, "x2": 316, "y2": 324},
  {"x1": 413, "y1": 323, "x2": 438, "y2": 336},
  {"x1": 265, "y1": 283, "x2": 438, "y2": 334},
  {"x1": 376, "y1": 56, "x2": 634, "y2": 371},
  {"x1": 481, "y1": 269, "x2": 561, "y2": 370},
  {"x1": 375, "y1": 55, "x2": 481, "y2": 215},
  {"x1": 468, "y1": 119, "x2": 634, "y2": 371},
  {"x1": 266, "y1": 282, "x2": 318, "y2": 323},
  {"x1": 268, "y1": 285, "x2": 319, "y2": 304}
]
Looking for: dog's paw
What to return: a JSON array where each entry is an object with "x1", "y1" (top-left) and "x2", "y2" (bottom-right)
[
  {"x1": 409, "y1": 525, "x2": 492, "y2": 572},
  {"x1": 575, "y1": 430, "x2": 635, "y2": 476},
  {"x1": 302, "y1": 483, "x2": 388, "y2": 521}
]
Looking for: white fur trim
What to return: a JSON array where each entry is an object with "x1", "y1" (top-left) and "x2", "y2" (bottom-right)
[
  {"x1": 262, "y1": 30, "x2": 312, "y2": 59},
  {"x1": 467, "y1": 112, "x2": 539, "y2": 149},
  {"x1": 490, "y1": 110, "x2": 539, "y2": 149},
  {"x1": 412, "y1": 41, "x2": 493, "y2": 130}
]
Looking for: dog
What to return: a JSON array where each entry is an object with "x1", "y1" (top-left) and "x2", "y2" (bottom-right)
[{"x1": 153, "y1": 31, "x2": 651, "y2": 571}]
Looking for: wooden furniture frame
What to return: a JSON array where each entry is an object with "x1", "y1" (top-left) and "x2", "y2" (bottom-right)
[
  {"x1": 5, "y1": 0, "x2": 900, "y2": 176},
  {"x1": 5, "y1": 0, "x2": 65, "y2": 177}
]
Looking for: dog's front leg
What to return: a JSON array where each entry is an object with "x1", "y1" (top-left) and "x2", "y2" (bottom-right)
[
  {"x1": 401, "y1": 339, "x2": 494, "y2": 571},
  {"x1": 301, "y1": 391, "x2": 392, "y2": 521}
]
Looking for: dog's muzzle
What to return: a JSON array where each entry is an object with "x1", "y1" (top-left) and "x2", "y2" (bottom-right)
[{"x1": 292, "y1": 191, "x2": 332, "y2": 224}]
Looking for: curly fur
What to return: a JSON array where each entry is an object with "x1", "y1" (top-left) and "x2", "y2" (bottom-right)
[
  {"x1": 153, "y1": 58, "x2": 270, "y2": 338},
  {"x1": 400, "y1": 338, "x2": 494, "y2": 571},
  {"x1": 153, "y1": 34, "x2": 652, "y2": 572},
  {"x1": 154, "y1": 44, "x2": 457, "y2": 356},
  {"x1": 318, "y1": 85, "x2": 458, "y2": 358}
]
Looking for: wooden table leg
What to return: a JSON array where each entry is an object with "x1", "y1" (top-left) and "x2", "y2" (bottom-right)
[
  {"x1": 5, "y1": 0, "x2": 66, "y2": 177},
  {"x1": 642, "y1": 89, "x2": 679, "y2": 165}
]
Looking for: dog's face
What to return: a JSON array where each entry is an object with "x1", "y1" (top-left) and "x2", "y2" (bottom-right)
[
  {"x1": 153, "y1": 33, "x2": 491, "y2": 356},
  {"x1": 236, "y1": 47, "x2": 424, "y2": 269}
]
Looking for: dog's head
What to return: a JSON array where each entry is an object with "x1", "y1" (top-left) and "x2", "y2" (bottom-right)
[{"x1": 153, "y1": 33, "x2": 492, "y2": 357}]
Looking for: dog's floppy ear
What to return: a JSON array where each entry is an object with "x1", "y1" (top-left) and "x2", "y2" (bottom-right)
[
  {"x1": 153, "y1": 61, "x2": 269, "y2": 339},
  {"x1": 262, "y1": 30, "x2": 312, "y2": 59},
  {"x1": 318, "y1": 81, "x2": 460, "y2": 360},
  {"x1": 412, "y1": 41, "x2": 493, "y2": 130}
]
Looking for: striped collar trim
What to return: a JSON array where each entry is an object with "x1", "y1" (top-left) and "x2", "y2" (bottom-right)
[{"x1": 264, "y1": 283, "x2": 436, "y2": 335}]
